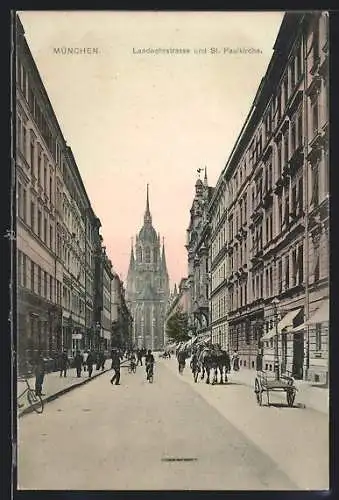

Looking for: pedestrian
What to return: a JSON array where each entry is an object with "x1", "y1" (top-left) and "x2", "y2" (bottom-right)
[
  {"x1": 100, "y1": 352, "x2": 106, "y2": 371},
  {"x1": 59, "y1": 349, "x2": 68, "y2": 377},
  {"x1": 177, "y1": 350, "x2": 187, "y2": 374},
  {"x1": 74, "y1": 350, "x2": 83, "y2": 378},
  {"x1": 136, "y1": 349, "x2": 143, "y2": 366},
  {"x1": 232, "y1": 351, "x2": 239, "y2": 371},
  {"x1": 86, "y1": 351, "x2": 94, "y2": 377},
  {"x1": 83, "y1": 350, "x2": 88, "y2": 371},
  {"x1": 110, "y1": 348, "x2": 121, "y2": 385},
  {"x1": 33, "y1": 350, "x2": 45, "y2": 396}
]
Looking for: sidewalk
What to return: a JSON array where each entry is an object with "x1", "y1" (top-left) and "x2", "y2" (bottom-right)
[
  {"x1": 165, "y1": 357, "x2": 329, "y2": 415},
  {"x1": 229, "y1": 367, "x2": 329, "y2": 415},
  {"x1": 17, "y1": 365, "x2": 111, "y2": 418}
]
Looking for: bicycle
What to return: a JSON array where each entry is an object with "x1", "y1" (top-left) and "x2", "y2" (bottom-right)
[
  {"x1": 17, "y1": 377, "x2": 44, "y2": 414},
  {"x1": 128, "y1": 360, "x2": 137, "y2": 374},
  {"x1": 146, "y1": 363, "x2": 154, "y2": 383}
]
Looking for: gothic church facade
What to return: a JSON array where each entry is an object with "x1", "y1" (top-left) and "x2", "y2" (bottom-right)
[{"x1": 126, "y1": 186, "x2": 170, "y2": 350}]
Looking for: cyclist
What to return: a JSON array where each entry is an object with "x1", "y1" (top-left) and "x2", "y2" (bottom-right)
[
  {"x1": 145, "y1": 349, "x2": 155, "y2": 381},
  {"x1": 129, "y1": 351, "x2": 137, "y2": 372}
]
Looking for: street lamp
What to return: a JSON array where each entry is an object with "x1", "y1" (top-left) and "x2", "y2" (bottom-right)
[{"x1": 272, "y1": 297, "x2": 280, "y2": 380}]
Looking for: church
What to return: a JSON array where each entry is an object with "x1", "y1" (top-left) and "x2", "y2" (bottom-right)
[{"x1": 126, "y1": 185, "x2": 170, "y2": 350}]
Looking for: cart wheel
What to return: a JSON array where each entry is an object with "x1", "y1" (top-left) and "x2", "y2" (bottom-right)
[
  {"x1": 255, "y1": 379, "x2": 262, "y2": 406},
  {"x1": 287, "y1": 389, "x2": 295, "y2": 407}
]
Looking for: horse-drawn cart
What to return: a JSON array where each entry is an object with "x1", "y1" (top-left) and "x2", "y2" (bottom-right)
[{"x1": 254, "y1": 370, "x2": 297, "y2": 407}]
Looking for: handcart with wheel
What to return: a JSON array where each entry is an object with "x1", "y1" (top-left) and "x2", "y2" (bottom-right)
[{"x1": 254, "y1": 370, "x2": 297, "y2": 407}]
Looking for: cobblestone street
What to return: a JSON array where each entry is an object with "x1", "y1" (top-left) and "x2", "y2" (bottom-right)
[{"x1": 17, "y1": 359, "x2": 328, "y2": 490}]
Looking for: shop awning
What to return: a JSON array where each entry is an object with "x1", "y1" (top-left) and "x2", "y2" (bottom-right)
[
  {"x1": 293, "y1": 299, "x2": 329, "y2": 332},
  {"x1": 261, "y1": 308, "x2": 302, "y2": 341}
]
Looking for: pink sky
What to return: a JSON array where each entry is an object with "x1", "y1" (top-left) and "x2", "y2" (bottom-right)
[{"x1": 18, "y1": 11, "x2": 284, "y2": 289}]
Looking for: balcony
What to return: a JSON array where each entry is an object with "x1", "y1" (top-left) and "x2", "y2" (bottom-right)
[
  {"x1": 289, "y1": 145, "x2": 304, "y2": 177},
  {"x1": 274, "y1": 176, "x2": 284, "y2": 195},
  {"x1": 262, "y1": 189, "x2": 273, "y2": 209}
]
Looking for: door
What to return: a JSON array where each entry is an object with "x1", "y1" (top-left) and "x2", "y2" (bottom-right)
[{"x1": 292, "y1": 332, "x2": 304, "y2": 379}]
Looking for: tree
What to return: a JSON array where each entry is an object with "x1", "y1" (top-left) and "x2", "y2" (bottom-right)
[{"x1": 165, "y1": 306, "x2": 190, "y2": 344}]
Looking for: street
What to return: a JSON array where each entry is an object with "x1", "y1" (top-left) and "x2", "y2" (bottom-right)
[{"x1": 17, "y1": 359, "x2": 328, "y2": 491}]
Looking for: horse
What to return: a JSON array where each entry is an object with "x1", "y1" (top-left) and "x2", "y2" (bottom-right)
[
  {"x1": 196, "y1": 345, "x2": 216, "y2": 384},
  {"x1": 212, "y1": 344, "x2": 231, "y2": 384}
]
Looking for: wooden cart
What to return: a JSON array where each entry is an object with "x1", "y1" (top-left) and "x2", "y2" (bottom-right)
[{"x1": 254, "y1": 370, "x2": 297, "y2": 407}]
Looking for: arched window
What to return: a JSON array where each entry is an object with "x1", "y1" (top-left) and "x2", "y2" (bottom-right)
[
  {"x1": 137, "y1": 247, "x2": 143, "y2": 262},
  {"x1": 145, "y1": 247, "x2": 151, "y2": 263},
  {"x1": 153, "y1": 249, "x2": 158, "y2": 264}
]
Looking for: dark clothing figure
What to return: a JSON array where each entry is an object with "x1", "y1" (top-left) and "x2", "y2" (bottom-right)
[
  {"x1": 59, "y1": 351, "x2": 68, "y2": 377},
  {"x1": 86, "y1": 352, "x2": 94, "y2": 377},
  {"x1": 136, "y1": 350, "x2": 143, "y2": 366},
  {"x1": 98, "y1": 352, "x2": 105, "y2": 371},
  {"x1": 177, "y1": 351, "x2": 186, "y2": 374},
  {"x1": 145, "y1": 352, "x2": 155, "y2": 380},
  {"x1": 34, "y1": 353, "x2": 45, "y2": 396},
  {"x1": 74, "y1": 352, "x2": 83, "y2": 378},
  {"x1": 110, "y1": 350, "x2": 121, "y2": 385}
]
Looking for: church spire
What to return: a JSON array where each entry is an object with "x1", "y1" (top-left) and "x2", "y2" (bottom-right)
[
  {"x1": 127, "y1": 237, "x2": 135, "y2": 276},
  {"x1": 161, "y1": 237, "x2": 168, "y2": 274},
  {"x1": 144, "y1": 183, "x2": 152, "y2": 225},
  {"x1": 204, "y1": 166, "x2": 208, "y2": 187}
]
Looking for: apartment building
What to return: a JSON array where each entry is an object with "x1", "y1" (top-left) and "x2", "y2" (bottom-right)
[
  {"x1": 15, "y1": 15, "x2": 128, "y2": 363},
  {"x1": 185, "y1": 170, "x2": 214, "y2": 342},
  {"x1": 208, "y1": 12, "x2": 328, "y2": 382},
  {"x1": 209, "y1": 177, "x2": 228, "y2": 349}
]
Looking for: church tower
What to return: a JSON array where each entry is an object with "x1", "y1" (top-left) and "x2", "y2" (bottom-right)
[{"x1": 126, "y1": 185, "x2": 170, "y2": 349}]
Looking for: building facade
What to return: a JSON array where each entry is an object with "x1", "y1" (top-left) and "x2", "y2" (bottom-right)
[
  {"x1": 126, "y1": 186, "x2": 170, "y2": 350},
  {"x1": 185, "y1": 170, "x2": 214, "y2": 342},
  {"x1": 207, "y1": 12, "x2": 329, "y2": 382},
  {"x1": 15, "y1": 15, "x2": 125, "y2": 366}
]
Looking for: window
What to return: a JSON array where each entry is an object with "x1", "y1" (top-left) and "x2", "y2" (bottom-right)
[
  {"x1": 298, "y1": 177, "x2": 304, "y2": 216},
  {"x1": 23, "y1": 189, "x2": 27, "y2": 223},
  {"x1": 44, "y1": 217, "x2": 47, "y2": 244},
  {"x1": 31, "y1": 261, "x2": 35, "y2": 292},
  {"x1": 298, "y1": 244, "x2": 304, "y2": 285},
  {"x1": 315, "y1": 324, "x2": 322, "y2": 351},
  {"x1": 291, "y1": 119, "x2": 296, "y2": 153},
  {"x1": 145, "y1": 247, "x2": 151, "y2": 263},
  {"x1": 50, "y1": 276, "x2": 53, "y2": 301},
  {"x1": 23, "y1": 125, "x2": 27, "y2": 157},
  {"x1": 30, "y1": 134, "x2": 35, "y2": 172},
  {"x1": 17, "y1": 181, "x2": 23, "y2": 219},
  {"x1": 49, "y1": 176, "x2": 53, "y2": 202},
  {"x1": 311, "y1": 96, "x2": 319, "y2": 134},
  {"x1": 278, "y1": 198, "x2": 283, "y2": 233},
  {"x1": 37, "y1": 266, "x2": 42, "y2": 295},
  {"x1": 44, "y1": 271, "x2": 48, "y2": 298},
  {"x1": 312, "y1": 20, "x2": 319, "y2": 66},
  {"x1": 50, "y1": 225, "x2": 53, "y2": 250},
  {"x1": 283, "y1": 77, "x2": 288, "y2": 107},
  {"x1": 292, "y1": 249, "x2": 297, "y2": 287},
  {"x1": 277, "y1": 141, "x2": 282, "y2": 177},
  {"x1": 314, "y1": 252, "x2": 320, "y2": 282},
  {"x1": 30, "y1": 201, "x2": 35, "y2": 231},
  {"x1": 291, "y1": 184, "x2": 297, "y2": 217},
  {"x1": 37, "y1": 210, "x2": 42, "y2": 238},
  {"x1": 297, "y1": 111, "x2": 303, "y2": 148},
  {"x1": 44, "y1": 160, "x2": 47, "y2": 191},
  {"x1": 296, "y1": 44, "x2": 302, "y2": 79},
  {"x1": 284, "y1": 193, "x2": 290, "y2": 226},
  {"x1": 22, "y1": 254, "x2": 27, "y2": 287},
  {"x1": 290, "y1": 59, "x2": 296, "y2": 90},
  {"x1": 311, "y1": 163, "x2": 319, "y2": 207},
  {"x1": 284, "y1": 131, "x2": 289, "y2": 165},
  {"x1": 38, "y1": 151, "x2": 42, "y2": 185},
  {"x1": 278, "y1": 259, "x2": 283, "y2": 293},
  {"x1": 284, "y1": 255, "x2": 290, "y2": 290}
]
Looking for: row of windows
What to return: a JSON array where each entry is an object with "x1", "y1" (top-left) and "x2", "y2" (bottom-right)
[
  {"x1": 62, "y1": 285, "x2": 85, "y2": 317},
  {"x1": 17, "y1": 250, "x2": 62, "y2": 305}
]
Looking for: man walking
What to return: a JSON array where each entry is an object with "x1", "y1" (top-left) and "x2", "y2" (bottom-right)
[
  {"x1": 110, "y1": 348, "x2": 121, "y2": 385},
  {"x1": 136, "y1": 349, "x2": 143, "y2": 366},
  {"x1": 74, "y1": 350, "x2": 83, "y2": 378},
  {"x1": 86, "y1": 351, "x2": 94, "y2": 378},
  {"x1": 34, "y1": 350, "x2": 45, "y2": 396},
  {"x1": 59, "y1": 349, "x2": 68, "y2": 377}
]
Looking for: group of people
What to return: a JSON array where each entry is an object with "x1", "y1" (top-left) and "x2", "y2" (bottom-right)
[
  {"x1": 109, "y1": 348, "x2": 155, "y2": 385},
  {"x1": 58, "y1": 349, "x2": 107, "y2": 379}
]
